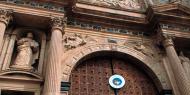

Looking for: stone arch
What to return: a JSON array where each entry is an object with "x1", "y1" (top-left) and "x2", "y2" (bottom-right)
[{"x1": 62, "y1": 43, "x2": 165, "y2": 91}]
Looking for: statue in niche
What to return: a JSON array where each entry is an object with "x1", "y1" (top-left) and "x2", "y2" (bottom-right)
[
  {"x1": 11, "y1": 33, "x2": 39, "y2": 70},
  {"x1": 64, "y1": 33, "x2": 87, "y2": 50},
  {"x1": 179, "y1": 51, "x2": 190, "y2": 79}
]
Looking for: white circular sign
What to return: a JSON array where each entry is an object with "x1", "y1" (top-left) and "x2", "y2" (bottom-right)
[{"x1": 109, "y1": 74, "x2": 125, "y2": 89}]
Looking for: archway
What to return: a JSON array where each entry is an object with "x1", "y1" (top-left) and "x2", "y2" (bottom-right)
[{"x1": 68, "y1": 51, "x2": 160, "y2": 95}]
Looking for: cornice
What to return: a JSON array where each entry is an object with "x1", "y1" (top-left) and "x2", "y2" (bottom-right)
[
  {"x1": 147, "y1": 3, "x2": 190, "y2": 20},
  {"x1": 73, "y1": 3, "x2": 147, "y2": 24},
  {"x1": 0, "y1": 3, "x2": 65, "y2": 18}
]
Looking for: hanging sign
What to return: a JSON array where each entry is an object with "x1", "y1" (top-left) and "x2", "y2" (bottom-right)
[{"x1": 109, "y1": 74, "x2": 125, "y2": 89}]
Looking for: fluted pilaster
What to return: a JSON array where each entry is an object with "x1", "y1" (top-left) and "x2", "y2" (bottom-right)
[
  {"x1": 163, "y1": 34, "x2": 190, "y2": 95},
  {"x1": 0, "y1": 9, "x2": 12, "y2": 49},
  {"x1": 43, "y1": 17, "x2": 66, "y2": 95}
]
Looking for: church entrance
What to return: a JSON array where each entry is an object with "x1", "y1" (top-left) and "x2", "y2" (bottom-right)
[{"x1": 69, "y1": 55, "x2": 159, "y2": 95}]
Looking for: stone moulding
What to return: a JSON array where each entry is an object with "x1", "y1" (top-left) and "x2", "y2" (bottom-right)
[
  {"x1": 0, "y1": 70, "x2": 43, "y2": 82},
  {"x1": 1, "y1": 0, "x2": 65, "y2": 13},
  {"x1": 67, "y1": 19, "x2": 146, "y2": 37}
]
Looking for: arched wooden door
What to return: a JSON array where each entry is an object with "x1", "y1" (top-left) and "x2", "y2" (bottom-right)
[{"x1": 69, "y1": 57, "x2": 159, "y2": 95}]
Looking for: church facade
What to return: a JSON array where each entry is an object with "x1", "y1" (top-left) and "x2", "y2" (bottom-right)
[{"x1": 0, "y1": 0, "x2": 190, "y2": 95}]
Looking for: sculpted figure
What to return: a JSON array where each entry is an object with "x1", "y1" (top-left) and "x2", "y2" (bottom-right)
[
  {"x1": 134, "y1": 42, "x2": 154, "y2": 57},
  {"x1": 179, "y1": 51, "x2": 190, "y2": 79},
  {"x1": 11, "y1": 33, "x2": 39, "y2": 70},
  {"x1": 64, "y1": 33, "x2": 86, "y2": 50}
]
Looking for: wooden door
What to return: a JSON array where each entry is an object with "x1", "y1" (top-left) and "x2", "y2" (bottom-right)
[{"x1": 69, "y1": 57, "x2": 158, "y2": 95}]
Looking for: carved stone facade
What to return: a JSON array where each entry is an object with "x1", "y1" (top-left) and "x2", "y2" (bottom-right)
[
  {"x1": 78, "y1": 0, "x2": 142, "y2": 10},
  {"x1": 0, "y1": 0, "x2": 190, "y2": 95}
]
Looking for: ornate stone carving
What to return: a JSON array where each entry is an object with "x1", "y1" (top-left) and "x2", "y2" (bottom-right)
[
  {"x1": 51, "y1": 17, "x2": 67, "y2": 33},
  {"x1": 3, "y1": 0, "x2": 65, "y2": 13},
  {"x1": 11, "y1": 33, "x2": 39, "y2": 70},
  {"x1": 0, "y1": 9, "x2": 13, "y2": 25},
  {"x1": 63, "y1": 33, "x2": 87, "y2": 50},
  {"x1": 133, "y1": 42, "x2": 154, "y2": 57},
  {"x1": 161, "y1": 23, "x2": 190, "y2": 32},
  {"x1": 118, "y1": 0, "x2": 141, "y2": 9},
  {"x1": 79, "y1": 0, "x2": 141, "y2": 10},
  {"x1": 179, "y1": 51, "x2": 190, "y2": 79},
  {"x1": 67, "y1": 19, "x2": 145, "y2": 37},
  {"x1": 162, "y1": 33, "x2": 175, "y2": 47}
]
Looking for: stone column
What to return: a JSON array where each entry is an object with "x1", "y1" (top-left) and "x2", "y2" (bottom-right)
[
  {"x1": 0, "y1": 9, "x2": 12, "y2": 49},
  {"x1": 162, "y1": 34, "x2": 190, "y2": 95},
  {"x1": 2, "y1": 34, "x2": 16, "y2": 70},
  {"x1": 43, "y1": 17, "x2": 66, "y2": 95}
]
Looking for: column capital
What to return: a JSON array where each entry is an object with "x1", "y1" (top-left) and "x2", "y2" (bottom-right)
[
  {"x1": 162, "y1": 33, "x2": 175, "y2": 48},
  {"x1": 0, "y1": 9, "x2": 13, "y2": 26},
  {"x1": 51, "y1": 16, "x2": 67, "y2": 34}
]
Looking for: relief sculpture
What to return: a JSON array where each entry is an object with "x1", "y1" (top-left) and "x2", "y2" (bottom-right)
[
  {"x1": 118, "y1": 0, "x2": 141, "y2": 9},
  {"x1": 63, "y1": 33, "x2": 87, "y2": 50},
  {"x1": 79, "y1": 0, "x2": 141, "y2": 10},
  {"x1": 133, "y1": 42, "x2": 154, "y2": 57},
  {"x1": 11, "y1": 33, "x2": 39, "y2": 70}
]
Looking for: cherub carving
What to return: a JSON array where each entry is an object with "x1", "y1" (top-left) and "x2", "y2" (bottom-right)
[
  {"x1": 64, "y1": 33, "x2": 87, "y2": 50},
  {"x1": 134, "y1": 42, "x2": 154, "y2": 57}
]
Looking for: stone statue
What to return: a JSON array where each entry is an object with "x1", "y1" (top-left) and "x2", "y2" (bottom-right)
[
  {"x1": 11, "y1": 33, "x2": 39, "y2": 70},
  {"x1": 179, "y1": 51, "x2": 190, "y2": 79}
]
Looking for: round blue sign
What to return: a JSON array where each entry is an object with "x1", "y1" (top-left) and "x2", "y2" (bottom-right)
[{"x1": 109, "y1": 74, "x2": 125, "y2": 89}]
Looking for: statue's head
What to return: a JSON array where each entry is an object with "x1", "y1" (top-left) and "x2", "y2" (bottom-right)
[{"x1": 27, "y1": 32, "x2": 33, "y2": 39}]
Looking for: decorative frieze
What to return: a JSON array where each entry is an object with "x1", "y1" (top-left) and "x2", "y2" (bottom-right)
[
  {"x1": 0, "y1": 8, "x2": 12, "y2": 25},
  {"x1": 161, "y1": 23, "x2": 190, "y2": 32},
  {"x1": 63, "y1": 31, "x2": 158, "y2": 59},
  {"x1": 1, "y1": 0, "x2": 65, "y2": 13},
  {"x1": 78, "y1": 0, "x2": 145, "y2": 10},
  {"x1": 67, "y1": 19, "x2": 146, "y2": 37},
  {"x1": 152, "y1": 0, "x2": 169, "y2": 4}
]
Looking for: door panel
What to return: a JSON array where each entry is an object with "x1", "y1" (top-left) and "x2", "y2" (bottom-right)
[{"x1": 69, "y1": 57, "x2": 158, "y2": 95}]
